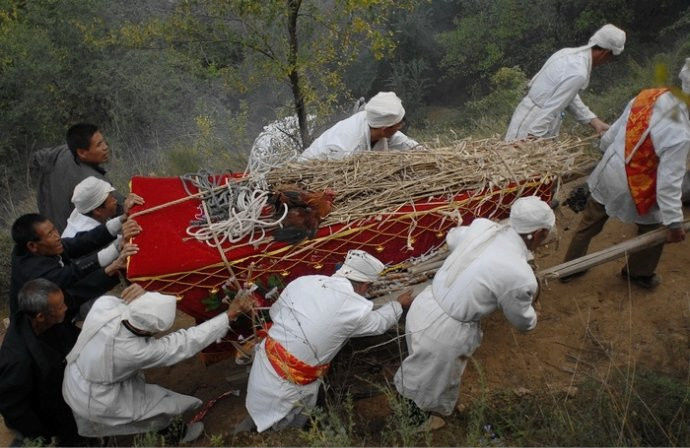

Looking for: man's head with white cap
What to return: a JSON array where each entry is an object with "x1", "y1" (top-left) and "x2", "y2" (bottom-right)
[
  {"x1": 509, "y1": 196, "x2": 556, "y2": 250},
  {"x1": 72, "y1": 176, "x2": 118, "y2": 223},
  {"x1": 123, "y1": 291, "x2": 177, "y2": 336},
  {"x1": 588, "y1": 24, "x2": 626, "y2": 67},
  {"x1": 365, "y1": 92, "x2": 406, "y2": 144},
  {"x1": 679, "y1": 58, "x2": 690, "y2": 95},
  {"x1": 334, "y1": 249, "x2": 385, "y2": 296}
]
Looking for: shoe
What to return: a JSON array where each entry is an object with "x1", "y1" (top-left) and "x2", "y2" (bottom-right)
[
  {"x1": 232, "y1": 415, "x2": 257, "y2": 435},
  {"x1": 620, "y1": 269, "x2": 661, "y2": 289},
  {"x1": 416, "y1": 415, "x2": 446, "y2": 432},
  {"x1": 550, "y1": 199, "x2": 560, "y2": 210},
  {"x1": 180, "y1": 422, "x2": 204, "y2": 444},
  {"x1": 559, "y1": 270, "x2": 588, "y2": 283}
]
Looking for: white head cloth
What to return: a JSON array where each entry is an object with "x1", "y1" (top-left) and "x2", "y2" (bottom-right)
[
  {"x1": 72, "y1": 176, "x2": 114, "y2": 214},
  {"x1": 365, "y1": 92, "x2": 405, "y2": 128},
  {"x1": 679, "y1": 58, "x2": 690, "y2": 94},
  {"x1": 509, "y1": 196, "x2": 556, "y2": 234},
  {"x1": 334, "y1": 249, "x2": 385, "y2": 283},
  {"x1": 124, "y1": 292, "x2": 177, "y2": 333},
  {"x1": 588, "y1": 24, "x2": 626, "y2": 56}
]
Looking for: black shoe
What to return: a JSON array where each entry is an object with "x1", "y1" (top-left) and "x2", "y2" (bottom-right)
[
  {"x1": 559, "y1": 270, "x2": 588, "y2": 283},
  {"x1": 620, "y1": 269, "x2": 661, "y2": 289}
]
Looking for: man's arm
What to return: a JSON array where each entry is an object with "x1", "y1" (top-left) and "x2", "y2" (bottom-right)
[
  {"x1": 652, "y1": 99, "x2": 690, "y2": 229},
  {"x1": 62, "y1": 217, "x2": 120, "y2": 259},
  {"x1": 351, "y1": 301, "x2": 403, "y2": 337},
  {"x1": 388, "y1": 132, "x2": 421, "y2": 150},
  {"x1": 125, "y1": 313, "x2": 230, "y2": 370},
  {"x1": 567, "y1": 94, "x2": 597, "y2": 124},
  {"x1": 497, "y1": 282, "x2": 538, "y2": 332}
]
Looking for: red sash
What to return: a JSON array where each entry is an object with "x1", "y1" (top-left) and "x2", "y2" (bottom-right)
[
  {"x1": 624, "y1": 88, "x2": 669, "y2": 215},
  {"x1": 264, "y1": 336, "x2": 330, "y2": 385}
]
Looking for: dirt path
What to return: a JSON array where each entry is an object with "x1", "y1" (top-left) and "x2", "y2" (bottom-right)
[{"x1": 1, "y1": 206, "x2": 688, "y2": 445}]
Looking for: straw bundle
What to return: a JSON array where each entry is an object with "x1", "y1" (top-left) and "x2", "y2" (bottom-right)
[{"x1": 266, "y1": 136, "x2": 597, "y2": 225}]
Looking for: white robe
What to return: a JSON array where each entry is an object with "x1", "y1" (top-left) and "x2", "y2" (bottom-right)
[
  {"x1": 62, "y1": 209, "x2": 100, "y2": 238},
  {"x1": 589, "y1": 91, "x2": 690, "y2": 226},
  {"x1": 505, "y1": 47, "x2": 597, "y2": 141},
  {"x1": 62, "y1": 296, "x2": 230, "y2": 437},
  {"x1": 246, "y1": 275, "x2": 402, "y2": 432},
  {"x1": 299, "y1": 111, "x2": 419, "y2": 161},
  {"x1": 394, "y1": 219, "x2": 537, "y2": 415}
]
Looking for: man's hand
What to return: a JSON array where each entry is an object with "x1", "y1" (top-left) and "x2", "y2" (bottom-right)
[
  {"x1": 666, "y1": 226, "x2": 686, "y2": 243},
  {"x1": 396, "y1": 289, "x2": 414, "y2": 308},
  {"x1": 227, "y1": 291, "x2": 255, "y2": 321},
  {"x1": 122, "y1": 219, "x2": 142, "y2": 240},
  {"x1": 105, "y1": 243, "x2": 139, "y2": 275},
  {"x1": 589, "y1": 117, "x2": 610, "y2": 136},
  {"x1": 121, "y1": 284, "x2": 146, "y2": 304},
  {"x1": 124, "y1": 193, "x2": 145, "y2": 215}
]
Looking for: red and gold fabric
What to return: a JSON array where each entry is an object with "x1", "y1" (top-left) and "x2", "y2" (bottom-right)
[
  {"x1": 264, "y1": 336, "x2": 330, "y2": 385},
  {"x1": 624, "y1": 88, "x2": 669, "y2": 215},
  {"x1": 126, "y1": 173, "x2": 554, "y2": 362}
]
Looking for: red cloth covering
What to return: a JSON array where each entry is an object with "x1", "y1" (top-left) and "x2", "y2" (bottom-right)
[
  {"x1": 127, "y1": 174, "x2": 553, "y2": 361},
  {"x1": 624, "y1": 88, "x2": 669, "y2": 215},
  {"x1": 264, "y1": 335, "x2": 330, "y2": 385}
]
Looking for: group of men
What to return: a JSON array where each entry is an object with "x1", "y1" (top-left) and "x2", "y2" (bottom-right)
[{"x1": 1, "y1": 21, "x2": 689, "y2": 445}]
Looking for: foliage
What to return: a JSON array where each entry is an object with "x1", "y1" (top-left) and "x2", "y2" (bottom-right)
[
  {"x1": 301, "y1": 393, "x2": 355, "y2": 447},
  {"x1": 436, "y1": 0, "x2": 689, "y2": 99},
  {"x1": 464, "y1": 369, "x2": 690, "y2": 447},
  {"x1": 114, "y1": 0, "x2": 419, "y2": 147}
]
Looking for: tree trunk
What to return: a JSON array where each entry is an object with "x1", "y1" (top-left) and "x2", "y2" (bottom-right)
[{"x1": 286, "y1": 0, "x2": 310, "y2": 148}]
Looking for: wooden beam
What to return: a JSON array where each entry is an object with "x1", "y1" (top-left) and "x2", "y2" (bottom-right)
[{"x1": 538, "y1": 219, "x2": 690, "y2": 279}]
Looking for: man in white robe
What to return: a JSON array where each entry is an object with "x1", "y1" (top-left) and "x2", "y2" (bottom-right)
[
  {"x1": 62, "y1": 287, "x2": 254, "y2": 442},
  {"x1": 63, "y1": 177, "x2": 144, "y2": 238},
  {"x1": 561, "y1": 61, "x2": 690, "y2": 287},
  {"x1": 299, "y1": 92, "x2": 420, "y2": 161},
  {"x1": 243, "y1": 250, "x2": 414, "y2": 433},
  {"x1": 505, "y1": 24, "x2": 626, "y2": 141},
  {"x1": 394, "y1": 197, "x2": 555, "y2": 429}
]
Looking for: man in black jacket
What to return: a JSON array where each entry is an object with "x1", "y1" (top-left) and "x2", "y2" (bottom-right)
[
  {"x1": 0, "y1": 279, "x2": 146, "y2": 446},
  {"x1": 9, "y1": 213, "x2": 139, "y2": 320},
  {"x1": 0, "y1": 279, "x2": 82, "y2": 445}
]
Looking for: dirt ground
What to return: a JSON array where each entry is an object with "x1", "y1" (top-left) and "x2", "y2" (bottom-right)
[{"x1": 1, "y1": 205, "x2": 688, "y2": 446}]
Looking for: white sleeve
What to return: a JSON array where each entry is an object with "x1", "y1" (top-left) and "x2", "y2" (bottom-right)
[
  {"x1": 651, "y1": 98, "x2": 690, "y2": 226},
  {"x1": 387, "y1": 132, "x2": 420, "y2": 150},
  {"x1": 351, "y1": 301, "x2": 402, "y2": 337},
  {"x1": 599, "y1": 102, "x2": 631, "y2": 153},
  {"x1": 131, "y1": 313, "x2": 230, "y2": 369},
  {"x1": 567, "y1": 93, "x2": 597, "y2": 124},
  {"x1": 497, "y1": 281, "x2": 538, "y2": 331},
  {"x1": 654, "y1": 139, "x2": 689, "y2": 226},
  {"x1": 96, "y1": 239, "x2": 120, "y2": 267},
  {"x1": 528, "y1": 75, "x2": 588, "y2": 137}
]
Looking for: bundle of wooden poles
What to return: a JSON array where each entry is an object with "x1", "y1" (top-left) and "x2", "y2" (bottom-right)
[{"x1": 266, "y1": 136, "x2": 597, "y2": 225}]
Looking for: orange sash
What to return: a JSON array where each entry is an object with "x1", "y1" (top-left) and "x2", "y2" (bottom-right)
[
  {"x1": 264, "y1": 336, "x2": 330, "y2": 385},
  {"x1": 624, "y1": 88, "x2": 669, "y2": 215}
]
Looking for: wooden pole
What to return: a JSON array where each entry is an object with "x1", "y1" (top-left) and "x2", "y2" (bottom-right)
[{"x1": 538, "y1": 219, "x2": 690, "y2": 280}]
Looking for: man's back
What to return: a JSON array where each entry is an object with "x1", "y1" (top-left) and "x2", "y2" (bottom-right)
[
  {"x1": 268, "y1": 275, "x2": 374, "y2": 366},
  {"x1": 590, "y1": 91, "x2": 690, "y2": 225}
]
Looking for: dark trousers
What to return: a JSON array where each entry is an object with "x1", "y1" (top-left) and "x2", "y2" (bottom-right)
[{"x1": 563, "y1": 199, "x2": 664, "y2": 277}]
